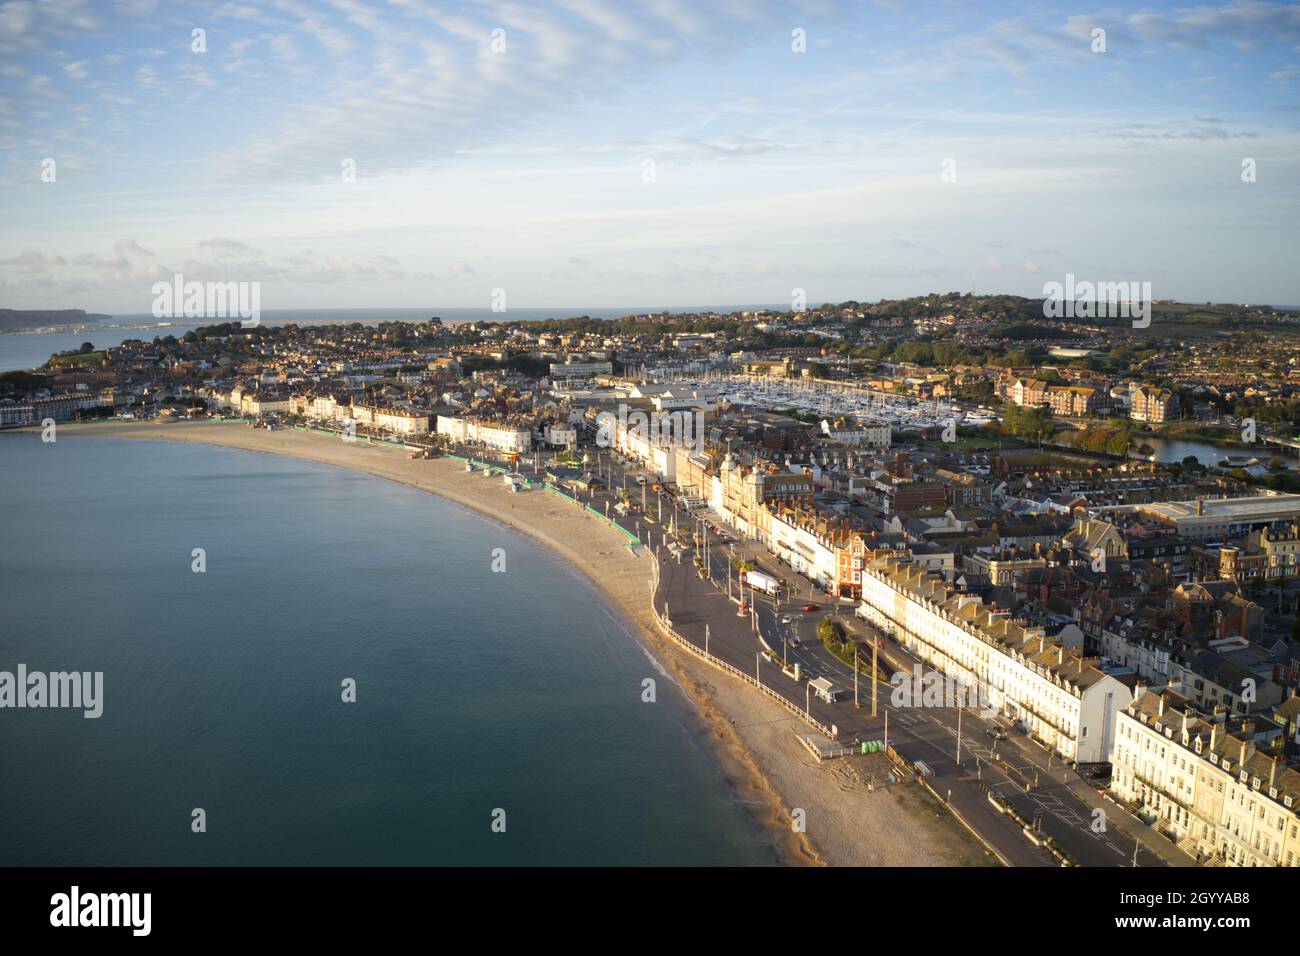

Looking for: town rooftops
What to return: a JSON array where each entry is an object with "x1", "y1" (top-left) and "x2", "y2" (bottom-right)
[
  {"x1": 1131, "y1": 494, "x2": 1300, "y2": 523},
  {"x1": 1127, "y1": 688, "x2": 1300, "y2": 811},
  {"x1": 866, "y1": 555, "x2": 1112, "y2": 694}
]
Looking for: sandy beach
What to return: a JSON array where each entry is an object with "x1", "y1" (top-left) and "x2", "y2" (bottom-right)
[{"x1": 14, "y1": 420, "x2": 992, "y2": 867}]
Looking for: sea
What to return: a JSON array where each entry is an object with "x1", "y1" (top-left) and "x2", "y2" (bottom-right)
[
  {"x1": 0, "y1": 434, "x2": 778, "y2": 865},
  {"x1": 0, "y1": 304, "x2": 789, "y2": 372}
]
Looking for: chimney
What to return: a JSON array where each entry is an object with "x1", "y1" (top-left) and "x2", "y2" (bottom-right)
[
  {"x1": 1197, "y1": 499, "x2": 1204, "y2": 517},
  {"x1": 1270, "y1": 756, "x2": 1280, "y2": 789},
  {"x1": 1210, "y1": 722, "x2": 1219, "y2": 750},
  {"x1": 1158, "y1": 693, "x2": 1166, "y2": 717}
]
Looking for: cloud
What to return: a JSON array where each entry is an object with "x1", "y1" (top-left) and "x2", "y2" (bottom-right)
[
  {"x1": 0, "y1": 0, "x2": 107, "y2": 55},
  {"x1": 0, "y1": 250, "x2": 66, "y2": 273},
  {"x1": 114, "y1": 239, "x2": 155, "y2": 258},
  {"x1": 197, "y1": 238, "x2": 261, "y2": 258},
  {"x1": 892, "y1": 237, "x2": 942, "y2": 256}
]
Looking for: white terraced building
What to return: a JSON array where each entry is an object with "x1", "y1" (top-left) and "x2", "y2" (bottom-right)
[
  {"x1": 1110, "y1": 688, "x2": 1300, "y2": 866},
  {"x1": 435, "y1": 415, "x2": 532, "y2": 452},
  {"x1": 858, "y1": 556, "x2": 1133, "y2": 763},
  {"x1": 372, "y1": 407, "x2": 430, "y2": 436},
  {"x1": 597, "y1": 407, "x2": 685, "y2": 482}
]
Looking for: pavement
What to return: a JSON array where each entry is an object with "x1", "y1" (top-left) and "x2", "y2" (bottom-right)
[{"x1": 454, "y1": 440, "x2": 1195, "y2": 868}]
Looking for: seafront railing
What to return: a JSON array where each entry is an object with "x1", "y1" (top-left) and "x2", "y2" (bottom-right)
[{"x1": 647, "y1": 554, "x2": 834, "y2": 738}]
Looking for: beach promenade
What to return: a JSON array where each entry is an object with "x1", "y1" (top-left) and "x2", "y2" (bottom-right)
[{"x1": 13, "y1": 419, "x2": 999, "y2": 867}]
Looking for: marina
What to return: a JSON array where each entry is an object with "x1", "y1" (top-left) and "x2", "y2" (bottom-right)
[{"x1": 653, "y1": 369, "x2": 999, "y2": 432}]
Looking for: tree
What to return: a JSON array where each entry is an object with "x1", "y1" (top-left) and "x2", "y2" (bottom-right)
[
  {"x1": 1104, "y1": 432, "x2": 1131, "y2": 456},
  {"x1": 1001, "y1": 404, "x2": 1055, "y2": 444},
  {"x1": 817, "y1": 617, "x2": 847, "y2": 646}
]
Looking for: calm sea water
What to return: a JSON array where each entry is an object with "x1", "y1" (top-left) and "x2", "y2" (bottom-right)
[{"x1": 0, "y1": 435, "x2": 777, "y2": 865}]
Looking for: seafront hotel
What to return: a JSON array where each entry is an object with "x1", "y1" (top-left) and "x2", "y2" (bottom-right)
[
  {"x1": 857, "y1": 555, "x2": 1135, "y2": 764},
  {"x1": 1110, "y1": 688, "x2": 1300, "y2": 867}
]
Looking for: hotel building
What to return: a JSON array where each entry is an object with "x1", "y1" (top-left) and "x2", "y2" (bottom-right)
[
  {"x1": 436, "y1": 414, "x2": 532, "y2": 453},
  {"x1": 858, "y1": 555, "x2": 1134, "y2": 763},
  {"x1": 1110, "y1": 688, "x2": 1300, "y2": 866}
]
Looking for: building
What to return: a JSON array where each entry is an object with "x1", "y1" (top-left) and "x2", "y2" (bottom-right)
[
  {"x1": 0, "y1": 401, "x2": 35, "y2": 426},
  {"x1": 543, "y1": 423, "x2": 577, "y2": 449},
  {"x1": 1120, "y1": 494, "x2": 1300, "y2": 541},
  {"x1": 1131, "y1": 386, "x2": 1178, "y2": 423},
  {"x1": 858, "y1": 555, "x2": 1134, "y2": 763},
  {"x1": 961, "y1": 549, "x2": 1048, "y2": 587},
  {"x1": 240, "y1": 392, "x2": 290, "y2": 417},
  {"x1": 1109, "y1": 688, "x2": 1300, "y2": 866},
  {"x1": 374, "y1": 407, "x2": 431, "y2": 436},
  {"x1": 436, "y1": 415, "x2": 532, "y2": 452},
  {"x1": 550, "y1": 358, "x2": 614, "y2": 380},
  {"x1": 1008, "y1": 378, "x2": 1049, "y2": 408},
  {"x1": 767, "y1": 506, "x2": 868, "y2": 596},
  {"x1": 31, "y1": 393, "x2": 97, "y2": 421},
  {"x1": 310, "y1": 394, "x2": 340, "y2": 421},
  {"x1": 1217, "y1": 522, "x2": 1300, "y2": 582},
  {"x1": 880, "y1": 479, "x2": 946, "y2": 513},
  {"x1": 819, "y1": 417, "x2": 891, "y2": 448},
  {"x1": 933, "y1": 468, "x2": 992, "y2": 508},
  {"x1": 1046, "y1": 384, "x2": 1104, "y2": 417}
]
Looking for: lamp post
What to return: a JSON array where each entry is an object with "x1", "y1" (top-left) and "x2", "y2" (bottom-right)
[
  {"x1": 854, "y1": 643, "x2": 859, "y2": 709},
  {"x1": 872, "y1": 639, "x2": 878, "y2": 717}
]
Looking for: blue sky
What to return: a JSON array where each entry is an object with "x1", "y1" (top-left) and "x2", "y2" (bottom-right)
[{"x1": 1, "y1": 0, "x2": 1298, "y2": 313}]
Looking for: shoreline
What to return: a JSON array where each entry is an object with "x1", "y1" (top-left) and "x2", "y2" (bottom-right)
[{"x1": 6, "y1": 420, "x2": 990, "y2": 867}]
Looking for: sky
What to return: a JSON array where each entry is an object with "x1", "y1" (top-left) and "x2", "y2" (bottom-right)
[{"x1": 1, "y1": 0, "x2": 1298, "y2": 315}]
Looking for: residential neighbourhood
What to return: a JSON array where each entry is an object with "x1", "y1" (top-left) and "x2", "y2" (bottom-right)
[{"x1": 6, "y1": 298, "x2": 1300, "y2": 867}]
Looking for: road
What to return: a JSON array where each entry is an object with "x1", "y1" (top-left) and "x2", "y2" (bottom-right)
[
  {"x1": 604, "y1": 449, "x2": 1190, "y2": 867},
  {"x1": 446, "y1": 439, "x2": 1185, "y2": 867}
]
